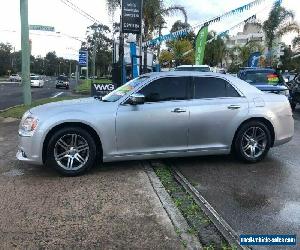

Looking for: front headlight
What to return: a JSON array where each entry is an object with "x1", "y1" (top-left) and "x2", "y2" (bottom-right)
[{"x1": 19, "y1": 114, "x2": 38, "y2": 137}]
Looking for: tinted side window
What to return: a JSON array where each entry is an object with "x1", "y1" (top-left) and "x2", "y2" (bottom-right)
[
  {"x1": 194, "y1": 77, "x2": 240, "y2": 98},
  {"x1": 226, "y1": 82, "x2": 240, "y2": 97},
  {"x1": 139, "y1": 77, "x2": 189, "y2": 102}
]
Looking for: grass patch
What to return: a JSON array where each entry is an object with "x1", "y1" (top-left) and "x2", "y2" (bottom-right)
[
  {"x1": 0, "y1": 96, "x2": 78, "y2": 119},
  {"x1": 153, "y1": 164, "x2": 236, "y2": 250},
  {"x1": 75, "y1": 78, "x2": 112, "y2": 94}
]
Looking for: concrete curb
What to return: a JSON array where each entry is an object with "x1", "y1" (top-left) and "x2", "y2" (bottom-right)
[
  {"x1": 144, "y1": 162, "x2": 203, "y2": 250},
  {"x1": 170, "y1": 165, "x2": 250, "y2": 250}
]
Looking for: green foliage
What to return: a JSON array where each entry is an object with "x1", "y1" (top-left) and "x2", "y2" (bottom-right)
[
  {"x1": 204, "y1": 31, "x2": 227, "y2": 67},
  {"x1": 263, "y1": 2, "x2": 299, "y2": 65},
  {"x1": 83, "y1": 24, "x2": 112, "y2": 76},
  {"x1": 0, "y1": 43, "x2": 13, "y2": 75},
  {"x1": 0, "y1": 96, "x2": 78, "y2": 119}
]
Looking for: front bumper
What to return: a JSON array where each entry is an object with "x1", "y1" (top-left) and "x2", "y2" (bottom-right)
[{"x1": 16, "y1": 132, "x2": 44, "y2": 165}]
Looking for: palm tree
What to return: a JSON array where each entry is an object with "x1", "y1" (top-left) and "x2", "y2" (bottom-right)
[{"x1": 263, "y1": 1, "x2": 299, "y2": 65}]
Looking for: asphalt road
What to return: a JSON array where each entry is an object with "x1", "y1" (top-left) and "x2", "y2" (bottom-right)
[
  {"x1": 0, "y1": 77, "x2": 77, "y2": 110},
  {"x1": 173, "y1": 110, "x2": 300, "y2": 250}
]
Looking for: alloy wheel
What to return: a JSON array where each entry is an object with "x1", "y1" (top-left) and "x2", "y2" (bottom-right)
[
  {"x1": 241, "y1": 126, "x2": 267, "y2": 159},
  {"x1": 54, "y1": 133, "x2": 90, "y2": 171}
]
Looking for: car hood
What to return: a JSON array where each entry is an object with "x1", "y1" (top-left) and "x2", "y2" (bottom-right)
[
  {"x1": 253, "y1": 84, "x2": 288, "y2": 91},
  {"x1": 29, "y1": 97, "x2": 115, "y2": 117}
]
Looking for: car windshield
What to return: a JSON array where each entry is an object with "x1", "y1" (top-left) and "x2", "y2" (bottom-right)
[
  {"x1": 57, "y1": 76, "x2": 68, "y2": 81},
  {"x1": 240, "y1": 71, "x2": 284, "y2": 85},
  {"x1": 30, "y1": 76, "x2": 39, "y2": 80},
  {"x1": 175, "y1": 67, "x2": 210, "y2": 72},
  {"x1": 102, "y1": 76, "x2": 150, "y2": 102}
]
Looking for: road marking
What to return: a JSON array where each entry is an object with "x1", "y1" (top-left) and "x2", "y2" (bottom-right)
[{"x1": 52, "y1": 92, "x2": 64, "y2": 98}]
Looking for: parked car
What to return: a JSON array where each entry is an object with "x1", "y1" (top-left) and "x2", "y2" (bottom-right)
[
  {"x1": 30, "y1": 75, "x2": 44, "y2": 88},
  {"x1": 174, "y1": 65, "x2": 211, "y2": 72},
  {"x1": 56, "y1": 75, "x2": 70, "y2": 89},
  {"x1": 287, "y1": 73, "x2": 300, "y2": 110},
  {"x1": 17, "y1": 72, "x2": 294, "y2": 176},
  {"x1": 9, "y1": 74, "x2": 21, "y2": 82},
  {"x1": 237, "y1": 68, "x2": 292, "y2": 107}
]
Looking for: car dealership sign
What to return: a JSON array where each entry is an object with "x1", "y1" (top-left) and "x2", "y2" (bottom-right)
[
  {"x1": 91, "y1": 82, "x2": 116, "y2": 97},
  {"x1": 121, "y1": 0, "x2": 142, "y2": 34}
]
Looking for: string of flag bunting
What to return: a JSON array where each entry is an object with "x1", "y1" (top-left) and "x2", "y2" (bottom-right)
[
  {"x1": 206, "y1": 15, "x2": 257, "y2": 44},
  {"x1": 143, "y1": 0, "x2": 282, "y2": 48}
]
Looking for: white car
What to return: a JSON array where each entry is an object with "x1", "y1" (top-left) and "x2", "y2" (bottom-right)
[
  {"x1": 9, "y1": 74, "x2": 21, "y2": 82},
  {"x1": 30, "y1": 75, "x2": 44, "y2": 88}
]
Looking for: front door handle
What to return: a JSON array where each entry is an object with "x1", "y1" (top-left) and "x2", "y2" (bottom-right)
[
  {"x1": 172, "y1": 108, "x2": 186, "y2": 113},
  {"x1": 228, "y1": 105, "x2": 241, "y2": 110}
]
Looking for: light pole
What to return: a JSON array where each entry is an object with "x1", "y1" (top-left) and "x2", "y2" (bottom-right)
[
  {"x1": 91, "y1": 23, "x2": 98, "y2": 79},
  {"x1": 20, "y1": 0, "x2": 31, "y2": 105}
]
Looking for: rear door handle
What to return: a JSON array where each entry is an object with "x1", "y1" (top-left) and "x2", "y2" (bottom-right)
[
  {"x1": 172, "y1": 108, "x2": 186, "y2": 113},
  {"x1": 228, "y1": 105, "x2": 241, "y2": 110}
]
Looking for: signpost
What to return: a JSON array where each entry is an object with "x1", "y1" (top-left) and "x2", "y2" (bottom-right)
[
  {"x1": 79, "y1": 50, "x2": 88, "y2": 79},
  {"x1": 91, "y1": 82, "x2": 116, "y2": 97},
  {"x1": 29, "y1": 25, "x2": 55, "y2": 32},
  {"x1": 121, "y1": 0, "x2": 142, "y2": 34}
]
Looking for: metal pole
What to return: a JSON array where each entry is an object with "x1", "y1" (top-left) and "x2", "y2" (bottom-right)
[
  {"x1": 75, "y1": 64, "x2": 79, "y2": 86},
  {"x1": 20, "y1": 0, "x2": 31, "y2": 105},
  {"x1": 69, "y1": 60, "x2": 72, "y2": 78},
  {"x1": 92, "y1": 43, "x2": 96, "y2": 79},
  {"x1": 86, "y1": 50, "x2": 89, "y2": 80}
]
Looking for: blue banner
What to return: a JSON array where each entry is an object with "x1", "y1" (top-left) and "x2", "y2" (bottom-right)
[
  {"x1": 248, "y1": 51, "x2": 261, "y2": 67},
  {"x1": 130, "y1": 42, "x2": 138, "y2": 78}
]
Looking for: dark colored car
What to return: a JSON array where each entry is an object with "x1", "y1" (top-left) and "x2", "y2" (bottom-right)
[
  {"x1": 56, "y1": 76, "x2": 70, "y2": 89},
  {"x1": 287, "y1": 73, "x2": 300, "y2": 110},
  {"x1": 237, "y1": 68, "x2": 292, "y2": 107}
]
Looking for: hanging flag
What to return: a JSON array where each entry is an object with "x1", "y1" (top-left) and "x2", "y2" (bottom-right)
[{"x1": 195, "y1": 26, "x2": 208, "y2": 65}]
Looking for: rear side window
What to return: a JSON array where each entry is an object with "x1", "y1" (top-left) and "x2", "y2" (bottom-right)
[
  {"x1": 139, "y1": 77, "x2": 190, "y2": 102},
  {"x1": 193, "y1": 77, "x2": 240, "y2": 99}
]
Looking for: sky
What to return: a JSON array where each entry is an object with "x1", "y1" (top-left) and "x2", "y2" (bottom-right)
[{"x1": 0, "y1": 0, "x2": 299, "y2": 59}]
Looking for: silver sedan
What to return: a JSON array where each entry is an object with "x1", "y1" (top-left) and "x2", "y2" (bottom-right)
[{"x1": 17, "y1": 72, "x2": 294, "y2": 176}]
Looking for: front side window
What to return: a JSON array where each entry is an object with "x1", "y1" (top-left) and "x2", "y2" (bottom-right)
[
  {"x1": 193, "y1": 77, "x2": 240, "y2": 99},
  {"x1": 139, "y1": 77, "x2": 190, "y2": 102},
  {"x1": 102, "y1": 76, "x2": 149, "y2": 102}
]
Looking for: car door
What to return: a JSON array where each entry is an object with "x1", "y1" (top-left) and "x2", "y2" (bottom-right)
[
  {"x1": 115, "y1": 76, "x2": 191, "y2": 156},
  {"x1": 188, "y1": 76, "x2": 249, "y2": 151}
]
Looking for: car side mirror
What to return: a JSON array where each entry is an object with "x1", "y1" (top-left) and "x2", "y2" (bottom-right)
[{"x1": 128, "y1": 93, "x2": 145, "y2": 105}]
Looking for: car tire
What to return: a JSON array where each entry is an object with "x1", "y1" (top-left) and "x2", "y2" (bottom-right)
[
  {"x1": 66, "y1": 86, "x2": 69, "y2": 90},
  {"x1": 45, "y1": 127, "x2": 97, "y2": 176},
  {"x1": 234, "y1": 121, "x2": 271, "y2": 163}
]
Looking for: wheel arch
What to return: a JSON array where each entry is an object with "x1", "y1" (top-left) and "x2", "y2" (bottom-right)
[
  {"x1": 42, "y1": 122, "x2": 103, "y2": 163},
  {"x1": 231, "y1": 117, "x2": 275, "y2": 152}
]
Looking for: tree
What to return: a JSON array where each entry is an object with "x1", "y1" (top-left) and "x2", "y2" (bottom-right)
[
  {"x1": 0, "y1": 43, "x2": 12, "y2": 76},
  {"x1": 159, "y1": 49, "x2": 173, "y2": 68},
  {"x1": 203, "y1": 31, "x2": 228, "y2": 67},
  {"x1": 263, "y1": 1, "x2": 299, "y2": 65},
  {"x1": 45, "y1": 52, "x2": 59, "y2": 76},
  {"x1": 83, "y1": 23, "x2": 112, "y2": 76}
]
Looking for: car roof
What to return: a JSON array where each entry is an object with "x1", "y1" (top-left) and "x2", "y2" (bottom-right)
[
  {"x1": 239, "y1": 68, "x2": 276, "y2": 72},
  {"x1": 176, "y1": 65, "x2": 210, "y2": 68}
]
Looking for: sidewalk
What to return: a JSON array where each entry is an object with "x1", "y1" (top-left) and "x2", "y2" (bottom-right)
[{"x1": 0, "y1": 117, "x2": 183, "y2": 249}]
